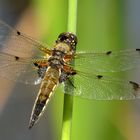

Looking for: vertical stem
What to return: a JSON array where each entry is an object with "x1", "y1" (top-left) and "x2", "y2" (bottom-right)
[
  {"x1": 61, "y1": 0, "x2": 77, "y2": 140},
  {"x1": 67, "y1": 0, "x2": 77, "y2": 34}
]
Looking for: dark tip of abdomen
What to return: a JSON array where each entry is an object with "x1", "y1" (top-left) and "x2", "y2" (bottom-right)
[
  {"x1": 96, "y1": 75, "x2": 103, "y2": 79},
  {"x1": 106, "y1": 51, "x2": 112, "y2": 55}
]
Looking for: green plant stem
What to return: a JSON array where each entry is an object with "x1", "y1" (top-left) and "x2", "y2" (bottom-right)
[
  {"x1": 67, "y1": 0, "x2": 77, "y2": 34},
  {"x1": 61, "y1": 0, "x2": 77, "y2": 140}
]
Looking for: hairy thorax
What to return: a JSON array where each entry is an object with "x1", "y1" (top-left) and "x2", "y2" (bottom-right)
[{"x1": 48, "y1": 42, "x2": 71, "y2": 69}]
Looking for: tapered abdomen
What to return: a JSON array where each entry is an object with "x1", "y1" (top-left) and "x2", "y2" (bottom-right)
[{"x1": 29, "y1": 67, "x2": 60, "y2": 129}]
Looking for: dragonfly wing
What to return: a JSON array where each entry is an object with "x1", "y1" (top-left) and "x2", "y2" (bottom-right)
[
  {"x1": 0, "y1": 52, "x2": 48, "y2": 85},
  {"x1": 64, "y1": 72, "x2": 140, "y2": 100},
  {"x1": 0, "y1": 20, "x2": 51, "y2": 58},
  {"x1": 74, "y1": 49, "x2": 140, "y2": 73}
]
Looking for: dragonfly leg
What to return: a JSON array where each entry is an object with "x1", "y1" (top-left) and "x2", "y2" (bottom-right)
[
  {"x1": 67, "y1": 78, "x2": 76, "y2": 88},
  {"x1": 59, "y1": 65, "x2": 76, "y2": 83}
]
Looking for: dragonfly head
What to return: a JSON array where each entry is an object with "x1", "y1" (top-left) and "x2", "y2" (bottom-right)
[{"x1": 56, "y1": 32, "x2": 78, "y2": 52}]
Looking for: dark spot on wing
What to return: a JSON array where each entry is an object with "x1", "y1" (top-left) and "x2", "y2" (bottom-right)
[
  {"x1": 136, "y1": 48, "x2": 140, "y2": 52},
  {"x1": 15, "y1": 56, "x2": 19, "y2": 61},
  {"x1": 17, "y1": 31, "x2": 21, "y2": 35},
  {"x1": 96, "y1": 75, "x2": 103, "y2": 79},
  {"x1": 106, "y1": 51, "x2": 112, "y2": 55},
  {"x1": 129, "y1": 81, "x2": 139, "y2": 91},
  {"x1": 34, "y1": 62, "x2": 38, "y2": 67}
]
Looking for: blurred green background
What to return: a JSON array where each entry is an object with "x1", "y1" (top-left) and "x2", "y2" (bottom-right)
[{"x1": 0, "y1": 0, "x2": 140, "y2": 140}]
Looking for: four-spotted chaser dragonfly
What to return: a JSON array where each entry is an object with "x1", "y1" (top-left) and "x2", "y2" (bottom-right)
[{"x1": 0, "y1": 20, "x2": 140, "y2": 129}]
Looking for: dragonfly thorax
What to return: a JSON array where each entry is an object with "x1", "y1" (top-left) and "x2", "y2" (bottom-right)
[
  {"x1": 54, "y1": 42, "x2": 70, "y2": 54},
  {"x1": 48, "y1": 57, "x2": 64, "y2": 69},
  {"x1": 52, "y1": 49, "x2": 65, "y2": 58}
]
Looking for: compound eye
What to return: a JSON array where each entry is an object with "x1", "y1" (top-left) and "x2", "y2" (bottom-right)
[{"x1": 58, "y1": 33, "x2": 68, "y2": 42}]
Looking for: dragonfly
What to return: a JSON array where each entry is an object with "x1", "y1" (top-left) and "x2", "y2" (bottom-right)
[{"x1": 0, "y1": 20, "x2": 140, "y2": 129}]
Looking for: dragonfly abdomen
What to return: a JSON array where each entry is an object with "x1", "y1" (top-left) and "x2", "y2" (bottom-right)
[{"x1": 29, "y1": 67, "x2": 60, "y2": 129}]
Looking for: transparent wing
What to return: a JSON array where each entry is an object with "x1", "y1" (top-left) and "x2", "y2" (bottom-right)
[
  {"x1": 74, "y1": 49, "x2": 140, "y2": 73},
  {"x1": 0, "y1": 20, "x2": 52, "y2": 85},
  {"x1": 0, "y1": 20, "x2": 51, "y2": 58},
  {"x1": 65, "y1": 72, "x2": 140, "y2": 100},
  {"x1": 0, "y1": 51, "x2": 48, "y2": 85}
]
